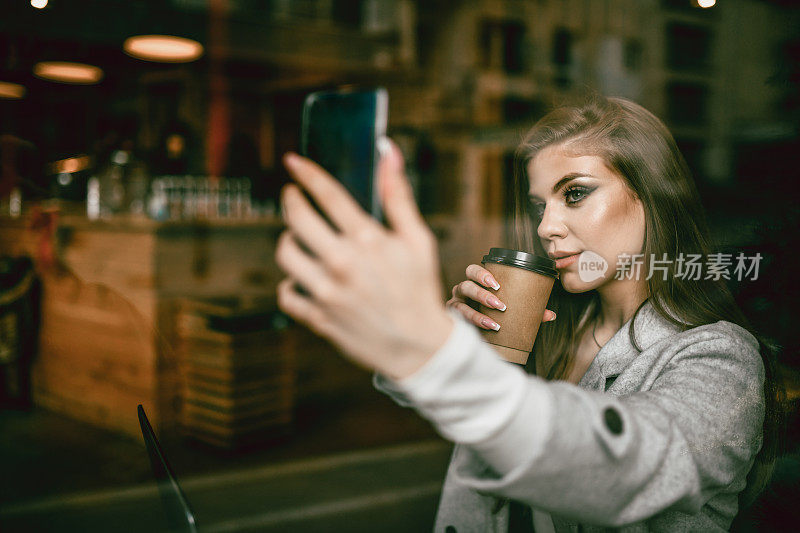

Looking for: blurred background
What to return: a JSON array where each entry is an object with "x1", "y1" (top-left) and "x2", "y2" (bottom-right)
[{"x1": 0, "y1": 0, "x2": 798, "y2": 531}]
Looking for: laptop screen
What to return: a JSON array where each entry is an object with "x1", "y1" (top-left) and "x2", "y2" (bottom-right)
[{"x1": 138, "y1": 405, "x2": 198, "y2": 533}]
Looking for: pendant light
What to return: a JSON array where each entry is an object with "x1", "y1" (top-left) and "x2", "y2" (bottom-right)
[
  {"x1": 123, "y1": 35, "x2": 204, "y2": 63},
  {"x1": 0, "y1": 81, "x2": 26, "y2": 99},
  {"x1": 33, "y1": 61, "x2": 104, "y2": 85}
]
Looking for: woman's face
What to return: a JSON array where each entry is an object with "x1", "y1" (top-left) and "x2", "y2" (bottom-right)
[{"x1": 527, "y1": 145, "x2": 646, "y2": 293}]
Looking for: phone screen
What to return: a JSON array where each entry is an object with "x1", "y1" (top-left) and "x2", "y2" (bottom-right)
[{"x1": 301, "y1": 87, "x2": 388, "y2": 220}]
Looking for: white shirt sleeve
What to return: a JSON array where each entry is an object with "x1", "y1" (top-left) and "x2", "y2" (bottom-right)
[{"x1": 373, "y1": 312, "x2": 553, "y2": 473}]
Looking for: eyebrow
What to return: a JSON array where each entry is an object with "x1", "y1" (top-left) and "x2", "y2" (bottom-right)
[{"x1": 528, "y1": 172, "x2": 594, "y2": 200}]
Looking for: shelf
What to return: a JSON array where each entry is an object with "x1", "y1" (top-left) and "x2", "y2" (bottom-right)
[
  {"x1": 475, "y1": 71, "x2": 541, "y2": 99},
  {"x1": 0, "y1": 213, "x2": 285, "y2": 233}
]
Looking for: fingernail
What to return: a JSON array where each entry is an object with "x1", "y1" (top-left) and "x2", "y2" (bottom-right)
[
  {"x1": 488, "y1": 296, "x2": 506, "y2": 311},
  {"x1": 284, "y1": 152, "x2": 301, "y2": 168},
  {"x1": 378, "y1": 137, "x2": 403, "y2": 173},
  {"x1": 481, "y1": 317, "x2": 501, "y2": 331},
  {"x1": 545, "y1": 312, "x2": 557, "y2": 322},
  {"x1": 377, "y1": 136, "x2": 391, "y2": 158},
  {"x1": 485, "y1": 275, "x2": 500, "y2": 290}
]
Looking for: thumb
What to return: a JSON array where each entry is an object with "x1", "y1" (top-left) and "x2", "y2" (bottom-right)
[{"x1": 378, "y1": 138, "x2": 427, "y2": 239}]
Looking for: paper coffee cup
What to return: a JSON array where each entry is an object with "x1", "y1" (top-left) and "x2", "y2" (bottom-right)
[{"x1": 478, "y1": 248, "x2": 558, "y2": 365}]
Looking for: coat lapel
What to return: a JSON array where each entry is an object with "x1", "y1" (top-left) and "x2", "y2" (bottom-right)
[{"x1": 578, "y1": 300, "x2": 682, "y2": 391}]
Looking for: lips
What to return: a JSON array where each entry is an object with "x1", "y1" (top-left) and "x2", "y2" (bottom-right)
[
  {"x1": 548, "y1": 250, "x2": 582, "y2": 269},
  {"x1": 554, "y1": 253, "x2": 580, "y2": 269}
]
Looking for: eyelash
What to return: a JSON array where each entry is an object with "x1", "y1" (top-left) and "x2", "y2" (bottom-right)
[
  {"x1": 530, "y1": 186, "x2": 593, "y2": 218},
  {"x1": 564, "y1": 185, "x2": 591, "y2": 205}
]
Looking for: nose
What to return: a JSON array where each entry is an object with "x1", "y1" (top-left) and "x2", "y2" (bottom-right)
[{"x1": 537, "y1": 203, "x2": 568, "y2": 242}]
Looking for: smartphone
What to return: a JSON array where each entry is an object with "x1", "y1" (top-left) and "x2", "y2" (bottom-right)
[{"x1": 300, "y1": 87, "x2": 388, "y2": 221}]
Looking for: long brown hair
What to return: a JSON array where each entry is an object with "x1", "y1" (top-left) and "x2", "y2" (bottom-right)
[{"x1": 512, "y1": 94, "x2": 784, "y2": 507}]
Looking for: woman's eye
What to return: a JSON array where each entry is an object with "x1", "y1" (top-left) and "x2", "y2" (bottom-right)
[{"x1": 564, "y1": 186, "x2": 590, "y2": 204}]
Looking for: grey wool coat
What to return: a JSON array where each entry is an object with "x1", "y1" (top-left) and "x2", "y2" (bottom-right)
[{"x1": 376, "y1": 300, "x2": 765, "y2": 532}]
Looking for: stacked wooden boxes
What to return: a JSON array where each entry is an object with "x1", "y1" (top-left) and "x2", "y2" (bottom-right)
[{"x1": 176, "y1": 298, "x2": 296, "y2": 448}]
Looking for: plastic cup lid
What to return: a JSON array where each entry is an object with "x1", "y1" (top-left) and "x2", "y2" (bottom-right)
[{"x1": 481, "y1": 248, "x2": 559, "y2": 278}]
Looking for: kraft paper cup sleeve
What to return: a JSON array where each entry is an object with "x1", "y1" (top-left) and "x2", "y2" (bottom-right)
[{"x1": 478, "y1": 259, "x2": 556, "y2": 365}]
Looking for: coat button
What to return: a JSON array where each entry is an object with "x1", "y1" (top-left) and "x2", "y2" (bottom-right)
[
  {"x1": 604, "y1": 406, "x2": 623, "y2": 435},
  {"x1": 445, "y1": 526, "x2": 457, "y2": 533}
]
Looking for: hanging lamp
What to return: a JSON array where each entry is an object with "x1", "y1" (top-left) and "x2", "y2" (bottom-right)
[
  {"x1": 0, "y1": 81, "x2": 26, "y2": 99},
  {"x1": 33, "y1": 61, "x2": 104, "y2": 85},
  {"x1": 123, "y1": 35, "x2": 204, "y2": 63}
]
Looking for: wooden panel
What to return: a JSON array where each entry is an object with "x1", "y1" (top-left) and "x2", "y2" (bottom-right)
[
  {"x1": 33, "y1": 362, "x2": 152, "y2": 405},
  {"x1": 58, "y1": 229, "x2": 157, "y2": 325},
  {"x1": 33, "y1": 384, "x2": 157, "y2": 438},
  {"x1": 59, "y1": 229, "x2": 155, "y2": 269},
  {"x1": 35, "y1": 344, "x2": 155, "y2": 393},
  {"x1": 30, "y1": 268, "x2": 161, "y2": 438},
  {"x1": 155, "y1": 225, "x2": 282, "y2": 298},
  {"x1": 44, "y1": 296, "x2": 157, "y2": 353}
]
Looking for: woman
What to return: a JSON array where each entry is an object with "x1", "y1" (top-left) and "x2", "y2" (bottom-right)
[{"x1": 275, "y1": 96, "x2": 780, "y2": 531}]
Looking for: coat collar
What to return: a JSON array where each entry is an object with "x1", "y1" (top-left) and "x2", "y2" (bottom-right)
[{"x1": 578, "y1": 299, "x2": 683, "y2": 389}]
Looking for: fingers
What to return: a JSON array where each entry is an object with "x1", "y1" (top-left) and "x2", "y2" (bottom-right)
[
  {"x1": 447, "y1": 275, "x2": 504, "y2": 331},
  {"x1": 378, "y1": 139, "x2": 428, "y2": 242},
  {"x1": 277, "y1": 277, "x2": 314, "y2": 324},
  {"x1": 447, "y1": 280, "x2": 556, "y2": 328},
  {"x1": 283, "y1": 152, "x2": 379, "y2": 235},
  {"x1": 277, "y1": 278, "x2": 333, "y2": 338},
  {"x1": 466, "y1": 264, "x2": 500, "y2": 290},
  {"x1": 452, "y1": 280, "x2": 506, "y2": 311},
  {"x1": 448, "y1": 300, "x2": 501, "y2": 331},
  {"x1": 281, "y1": 184, "x2": 343, "y2": 259},
  {"x1": 460, "y1": 264, "x2": 555, "y2": 321},
  {"x1": 275, "y1": 230, "x2": 338, "y2": 303},
  {"x1": 447, "y1": 300, "x2": 554, "y2": 329}
]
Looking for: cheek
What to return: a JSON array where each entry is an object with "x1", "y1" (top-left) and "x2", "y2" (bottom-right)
[
  {"x1": 581, "y1": 194, "x2": 646, "y2": 261},
  {"x1": 622, "y1": 202, "x2": 646, "y2": 254}
]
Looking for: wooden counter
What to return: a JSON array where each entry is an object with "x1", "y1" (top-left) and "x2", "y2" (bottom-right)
[{"x1": 0, "y1": 213, "x2": 284, "y2": 438}]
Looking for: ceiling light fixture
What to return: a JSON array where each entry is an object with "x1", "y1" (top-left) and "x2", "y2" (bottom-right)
[
  {"x1": 0, "y1": 81, "x2": 26, "y2": 99},
  {"x1": 123, "y1": 35, "x2": 204, "y2": 63},
  {"x1": 33, "y1": 61, "x2": 104, "y2": 84},
  {"x1": 51, "y1": 155, "x2": 91, "y2": 175}
]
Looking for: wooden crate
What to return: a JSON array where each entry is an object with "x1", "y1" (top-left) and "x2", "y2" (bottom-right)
[{"x1": 176, "y1": 297, "x2": 296, "y2": 449}]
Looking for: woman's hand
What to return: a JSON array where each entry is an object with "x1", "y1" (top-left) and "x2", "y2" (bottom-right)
[
  {"x1": 276, "y1": 141, "x2": 453, "y2": 381},
  {"x1": 446, "y1": 264, "x2": 556, "y2": 330}
]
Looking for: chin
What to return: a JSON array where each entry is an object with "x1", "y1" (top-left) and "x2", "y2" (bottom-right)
[{"x1": 558, "y1": 271, "x2": 606, "y2": 293}]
